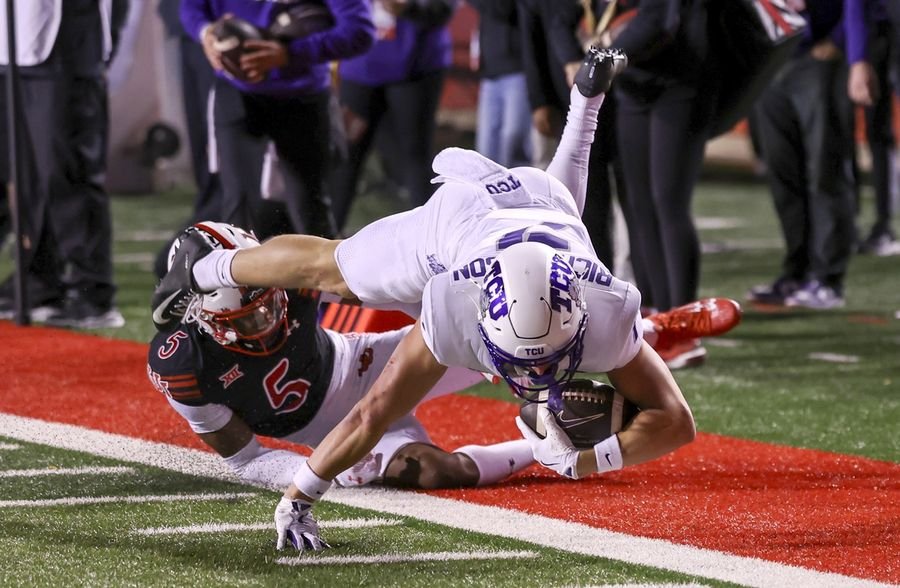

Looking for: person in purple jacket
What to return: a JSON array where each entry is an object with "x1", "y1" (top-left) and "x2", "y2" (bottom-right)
[
  {"x1": 328, "y1": 0, "x2": 456, "y2": 232},
  {"x1": 180, "y1": 0, "x2": 374, "y2": 241}
]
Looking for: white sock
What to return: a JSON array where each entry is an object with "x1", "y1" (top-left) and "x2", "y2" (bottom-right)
[
  {"x1": 641, "y1": 317, "x2": 659, "y2": 347},
  {"x1": 546, "y1": 87, "x2": 605, "y2": 216},
  {"x1": 453, "y1": 439, "x2": 535, "y2": 486},
  {"x1": 193, "y1": 249, "x2": 239, "y2": 291}
]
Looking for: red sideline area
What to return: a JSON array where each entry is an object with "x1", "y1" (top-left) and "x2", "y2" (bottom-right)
[{"x1": 1, "y1": 322, "x2": 898, "y2": 583}]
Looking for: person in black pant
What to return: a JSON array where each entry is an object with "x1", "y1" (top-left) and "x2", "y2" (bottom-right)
[
  {"x1": 180, "y1": 0, "x2": 374, "y2": 241},
  {"x1": 328, "y1": 0, "x2": 456, "y2": 232},
  {"x1": 153, "y1": 0, "x2": 224, "y2": 278},
  {"x1": 608, "y1": 0, "x2": 718, "y2": 368},
  {"x1": 852, "y1": 7, "x2": 899, "y2": 256},
  {"x1": 0, "y1": 0, "x2": 129, "y2": 329},
  {"x1": 747, "y1": 0, "x2": 866, "y2": 310}
]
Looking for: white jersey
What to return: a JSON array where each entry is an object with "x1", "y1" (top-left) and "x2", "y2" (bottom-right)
[{"x1": 335, "y1": 148, "x2": 643, "y2": 376}]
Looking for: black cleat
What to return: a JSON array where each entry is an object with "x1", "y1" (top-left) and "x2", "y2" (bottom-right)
[
  {"x1": 150, "y1": 229, "x2": 213, "y2": 331},
  {"x1": 574, "y1": 47, "x2": 628, "y2": 97}
]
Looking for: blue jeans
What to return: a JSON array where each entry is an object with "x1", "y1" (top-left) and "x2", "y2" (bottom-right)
[{"x1": 476, "y1": 73, "x2": 533, "y2": 168}]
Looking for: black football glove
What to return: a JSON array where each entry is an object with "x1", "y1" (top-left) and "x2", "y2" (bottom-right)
[{"x1": 150, "y1": 230, "x2": 213, "y2": 331}]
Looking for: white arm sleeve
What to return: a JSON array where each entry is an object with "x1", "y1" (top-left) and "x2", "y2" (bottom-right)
[
  {"x1": 546, "y1": 87, "x2": 605, "y2": 216},
  {"x1": 222, "y1": 437, "x2": 308, "y2": 490},
  {"x1": 167, "y1": 397, "x2": 234, "y2": 434}
]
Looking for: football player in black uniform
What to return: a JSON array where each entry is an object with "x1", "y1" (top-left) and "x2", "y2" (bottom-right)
[{"x1": 147, "y1": 222, "x2": 536, "y2": 551}]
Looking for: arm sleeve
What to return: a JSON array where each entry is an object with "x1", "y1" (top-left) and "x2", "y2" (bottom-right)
[
  {"x1": 843, "y1": 0, "x2": 868, "y2": 64},
  {"x1": 546, "y1": 1, "x2": 584, "y2": 66},
  {"x1": 287, "y1": 0, "x2": 375, "y2": 65},
  {"x1": 221, "y1": 437, "x2": 308, "y2": 489},
  {"x1": 517, "y1": 0, "x2": 553, "y2": 110},
  {"x1": 166, "y1": 397, "x2": 234, "y2": 434},
  {"x1": 180, "y1": 0, "x2": 215, "y2": 42}
]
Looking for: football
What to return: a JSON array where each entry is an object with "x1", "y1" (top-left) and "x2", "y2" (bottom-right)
[
  {"x1": 269, "y1": 3, "x2": 336, "y2": 41},
  {"x1": 210, "y1": 16, "x2": 270, "y2": 82},
  {"x1": 519, "y1": 379, "x2": 640, "y2": 448}
]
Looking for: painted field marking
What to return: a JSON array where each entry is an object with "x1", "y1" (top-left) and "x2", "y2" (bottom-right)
[
  {"x1": 136, "y1": 518, "x2": 402, "y2": 536},
  {"x1": 0, "y1": 466, "x2": 134, "y2": 478},
  {"x1": 703, "y1": 338, "x2": 741, "y2": 348},
  {"x1": 0, "y1": 442, "x2": 21, "y2": 450},
  {"x1": 695, "y1": 217, "x2": 743, "y2": 230},
  {"x1": 276, "y1": 549, "x2": 538, "y2": 566},
  {"x1": 808, "y1": 352, "x2": 860, "y2": 364},
  {"x1": 0, "y1": 413, "x2": 890, "y2": 588},
  {"x1": 0, "y1": 492, "x2": 257, "y2": 509}
]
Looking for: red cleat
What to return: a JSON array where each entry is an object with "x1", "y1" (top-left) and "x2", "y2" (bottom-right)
[{"x1": 647, "y1": 298, "x2": 742, "y2": 352}]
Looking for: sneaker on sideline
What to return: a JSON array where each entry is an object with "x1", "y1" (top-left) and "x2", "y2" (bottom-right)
[
  {"x1": 784, "y1": 281, "x2": 845, "y2": 310},
  {"x1": 746, "y1": 277, "x2": 802, "y2": 306},
  {"x1": 44, "y1": 292, "x2": 125, "y2": 329}
]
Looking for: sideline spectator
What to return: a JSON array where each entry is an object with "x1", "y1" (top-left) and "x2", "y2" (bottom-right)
[
  {"x1": 607, "y1": 0, "x2": 719, "y2": 368},
  {"x1": 180, "y1": 0, "x2": 374, "y2": 240},
  {"x1": 0, "y1": 0, "x2": 129, "y2": 329},
  {"x1": 153, "y1": 0, "x2": 224, "y2": 278},
  {"x1": 329, "y1": 0, "x2": 456, "y2": 233},
  {"x1": 468, "y1": 0, "x2": 532, "y2": 168},
  {"x1": 748, "y1": 0, "x2": 870, "y2": 310}
]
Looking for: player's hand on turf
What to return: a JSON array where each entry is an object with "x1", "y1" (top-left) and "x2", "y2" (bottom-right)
[
  {"x1": 274, "y1": 496, "x2": 329, "y2": 552},
  {"x1": 516, "y1": 406, "x2": 582, "y2": 480}
]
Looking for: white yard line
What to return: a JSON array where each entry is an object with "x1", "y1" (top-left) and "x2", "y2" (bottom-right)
[
  {"x1": 808, "y1": 352, "x2": 860, "y2": 364},
  {"x1": 276, "y1": 550, "x2": 537, "y2": 566},
  {"x1": 0, "y1": 466, "x2": 134, "y2": 478},
  {"x1": 0, "y1": 442, "x2": 22, "y2": 450},
  {"x1": 0, "y1": 413, "x2": 890, "y2": 588},
  {"x1": 0, "y1": 491, "x2": 257, "y2": 509},
  {"x1": 136, "y1": 518, "x2": 402, "y2": 536}
]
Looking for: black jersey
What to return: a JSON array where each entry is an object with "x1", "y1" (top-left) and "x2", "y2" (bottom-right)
[{"x1": 147, "y1": 291, "x2": 335, "y2": 438}]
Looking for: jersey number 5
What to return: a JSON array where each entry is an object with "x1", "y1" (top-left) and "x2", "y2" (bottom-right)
[{"x1": 263, "y1": 358, "x2": 310, "y2": 415}]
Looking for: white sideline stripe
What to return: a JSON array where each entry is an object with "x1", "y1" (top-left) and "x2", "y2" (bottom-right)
[
  {"x1": 703, "y1": 338, "x2": 740, "y2": 349},
  {"x1": 0, "y1": 414, "x2": 890, "y2": 588},
  {"x1": 136, "y1": 518, "x2": 402, "y2": 536},
  {"x1": 0, "y1": 442, "x2": 22, "y2": 450},
  {"x1": 808, "y1": 352, "x2": 860, "y2": 364},
  {"x1": 276, "y1": 550, "x2": 537, "y2": 566},
  {"x1": 0, "y1": 466, "x2": 134, "y2": 478},
  {"x1": 0, "y1": 492, "x2": 257, "y2": 509}
]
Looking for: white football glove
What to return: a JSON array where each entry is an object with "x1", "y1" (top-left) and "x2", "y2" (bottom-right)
[
  {"x1": 274, "y1": 496, "x2": 330, "y2": 552},
  {"x1": 515, "y1": 406, "x2": 582, "y2": 480}
]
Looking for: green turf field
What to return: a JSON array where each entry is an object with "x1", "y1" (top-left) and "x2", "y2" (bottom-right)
[{"x1": 1, "y1": 169, "x2": 898, "y2": 587}]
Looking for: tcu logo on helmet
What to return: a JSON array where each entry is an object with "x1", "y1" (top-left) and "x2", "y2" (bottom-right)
[
  {"x1": 484, "y1": 174, "x2": 522, "y2": 195},
  {"x1": 482, "y1": 262, "x2": 508, "y2": 320},
  {"x1": 549, "y1": 254, "x2": 579, "y2": 313}
]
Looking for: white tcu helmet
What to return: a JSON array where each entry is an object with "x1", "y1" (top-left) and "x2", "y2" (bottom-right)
[
  {"x1": 477, "y1": 241, "x2": 589, "y2": 401},
  {"x1": 168, "y1": 221, "x2": 289, "y2": 356}
]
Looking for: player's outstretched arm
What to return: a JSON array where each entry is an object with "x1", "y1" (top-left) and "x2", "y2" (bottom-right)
[{"x1": 605, "y1": 342, "x2": 696, "y2": 467}]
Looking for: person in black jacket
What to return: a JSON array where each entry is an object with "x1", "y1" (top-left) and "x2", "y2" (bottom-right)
[
  {"x1": 607, "y1": 0, "x2": 718, "y2": 368},
  {"x1": 469, "y1": 0, "x2": 532, "y2": 168}
]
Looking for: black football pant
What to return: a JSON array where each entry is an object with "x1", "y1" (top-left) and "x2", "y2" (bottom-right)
[
  {"x1": 330, "y1": 70, "x2": 445, "y2": 231},
  {"x1": 754, "y1": 56, "x2": 856, "y2": 290},
  {"x1": 615, "y1": 82, "x2": 712, "y2": 311},
  {"x1": 214, "y1": 79, "x2": 336, "y2": 241}
]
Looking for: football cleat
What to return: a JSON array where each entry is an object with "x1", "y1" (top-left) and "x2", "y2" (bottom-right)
[
  {"x1": 574, "y1": 47, "x2": 628, "y2": 98},
  {"x1": 150, "y1": 230, "x2": 214, "y2": 331},
  {"x1": 647, "y1": 298, "x2": 742, "y2": 351}
]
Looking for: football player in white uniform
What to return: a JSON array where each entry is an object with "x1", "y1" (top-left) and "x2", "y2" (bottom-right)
[
  {"x1": 149, "y1": 222, "x2": 536, "y2": 551},
  {"x1": 152, "y1": 48, "x2": 741, "y2": 551}
]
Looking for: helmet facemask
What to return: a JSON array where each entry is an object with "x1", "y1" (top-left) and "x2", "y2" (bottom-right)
[
  {"x1": 477, "y1": 242, "x2": 590, "y2": 402},
  {"x1": 190, "y1": 286, "x2": 289, "y2": 356}
]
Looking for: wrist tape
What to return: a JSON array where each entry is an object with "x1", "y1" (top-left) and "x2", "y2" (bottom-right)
[
  {"x1": 593, "y1": 434, "x2": 623, "y2": 474},
  {"x1": 292, "y1": 461, "x2": 332, "y2": 501}
]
